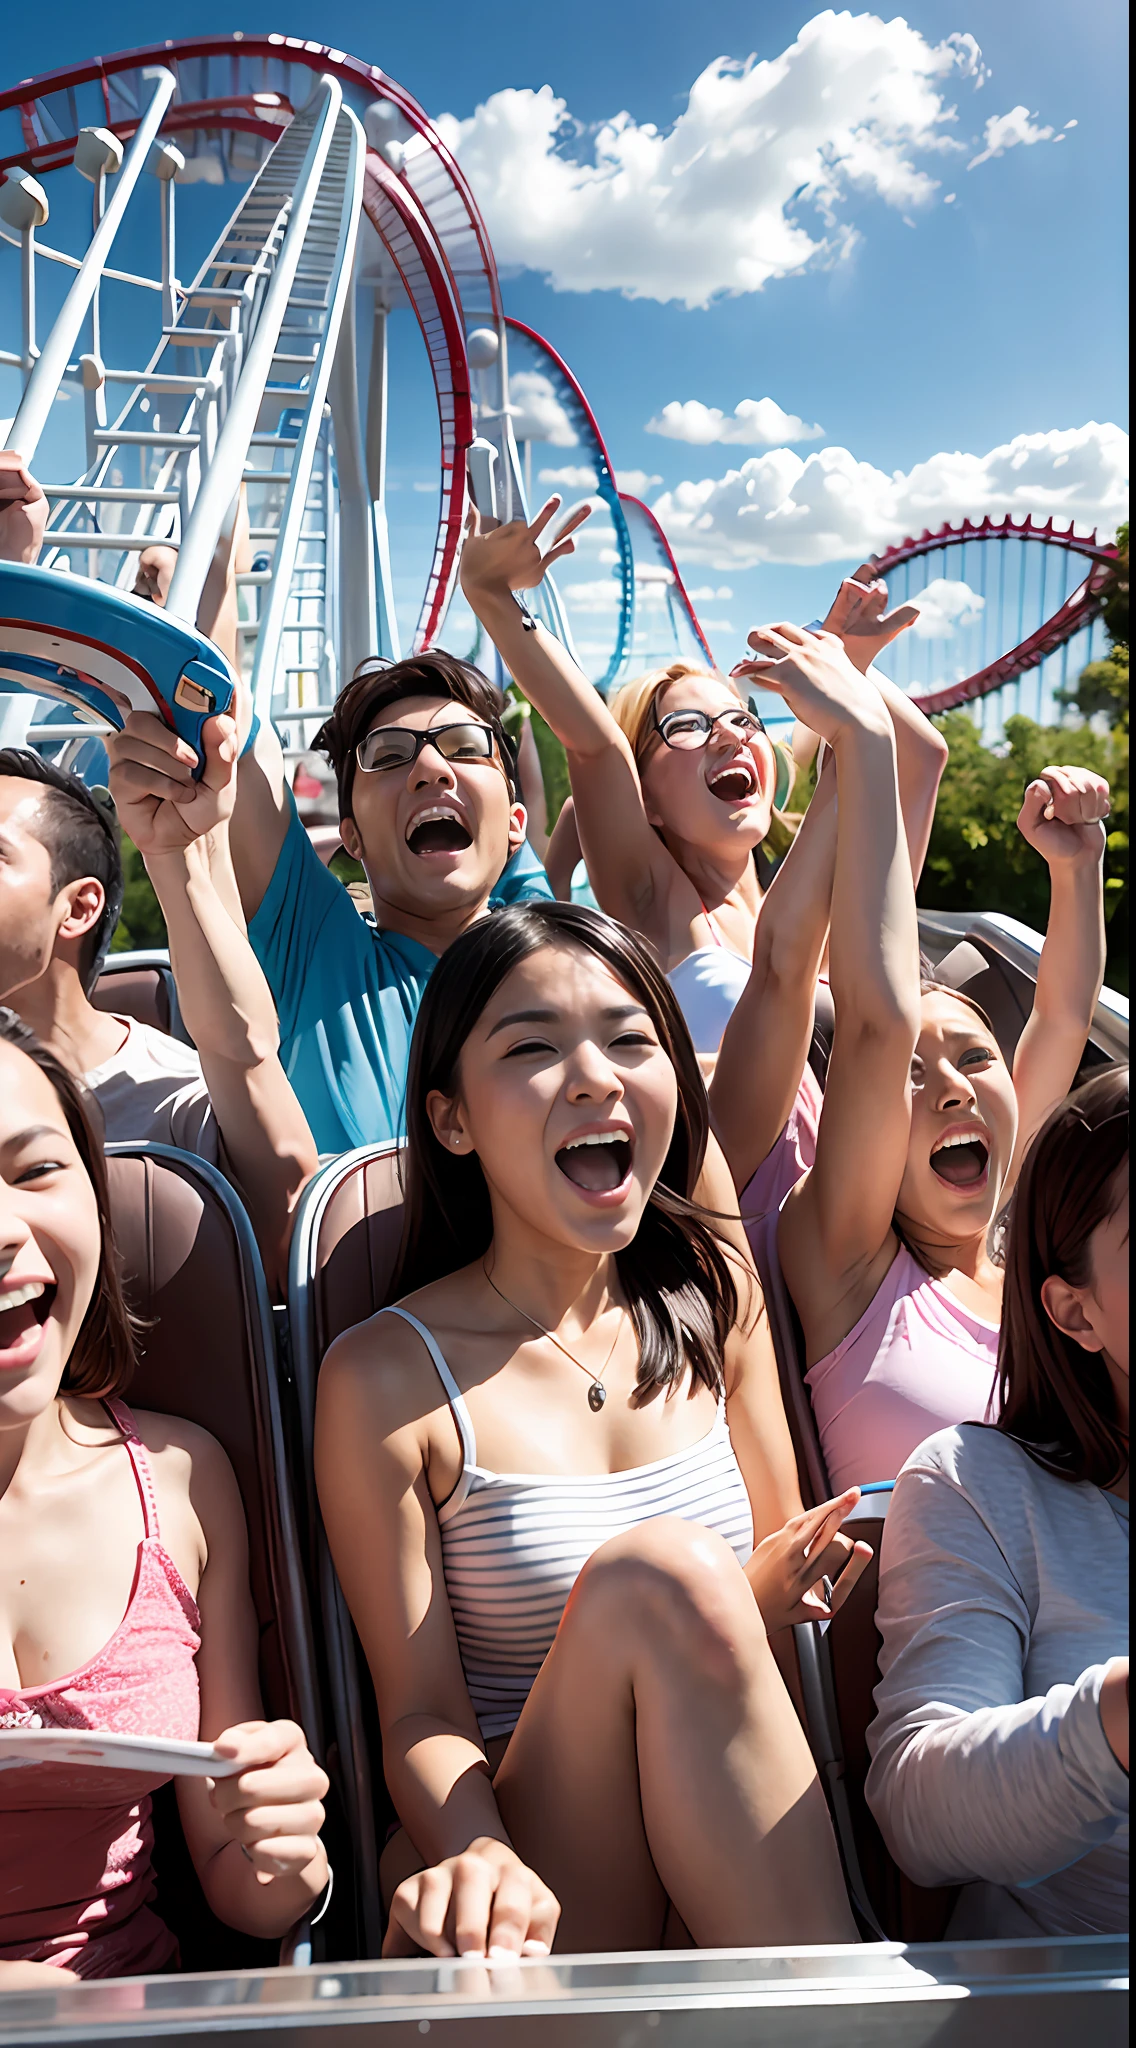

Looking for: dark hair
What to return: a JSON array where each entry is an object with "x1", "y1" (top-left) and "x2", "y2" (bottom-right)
[
  {"x1": 996, "y1": 1063, "x2": 1129, "y2": 1488},
  {"x1": 390, "y1": 900, "x2": 739, "y2": 1403},
  {"x1": 313, "y1": 650, "x2": 519, "y2": 820},
  {"x1": 0, "y1": 1008, "x2": 138, "y2": 1397},
  {"x1": 0, "y1": 749, "x2": 124, "y2": 991}
]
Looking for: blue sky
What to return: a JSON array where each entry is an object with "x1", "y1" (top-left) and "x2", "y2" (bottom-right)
[{"x1": 1, "y1": 2, "x2": 1128, "y2": 675}]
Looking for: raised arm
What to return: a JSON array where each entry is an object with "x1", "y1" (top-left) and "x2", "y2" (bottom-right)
[
  {"x1": 1004, "y1": 765, "x2": 1110, "y2": 1193},
  {"x1": 820, "y1": 569, "x2": 948, "y2": 885},
  {"x1": 460, "y1": 500, "x2": 679, "y2": 932},
  {"x1": 108, "y1": 715, "x2": 318, "y2": 1289},
  {"x1": 709, "y1": 751, "x2": 837, "y2": 1191},
  {"x1": 748, "y1": 632, "x2": 921, "y2": 1354},
  {"x1": 315, "y1": 1320, "x2": 560, "y2": 1958}
]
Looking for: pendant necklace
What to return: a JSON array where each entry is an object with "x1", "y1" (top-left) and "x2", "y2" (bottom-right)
[{"x1": 482, "y1": 1262, "x2": 622, "y2": 1412}]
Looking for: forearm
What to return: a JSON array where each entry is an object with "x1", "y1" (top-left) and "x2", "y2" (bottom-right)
[
  {"x1": 828, "y1": 717, "x2": 920, "y2": 1035},
  {"x1": 1031, "y1": 858, "x2": 1107, "y2": 1040},
  {"x1": 146, "y1": 838, "x2": 316, "y2": 1283},
  {"x1": 867, "y1": 1665, "x2": 1129, "y2": 1889},
  {"x1": 386, "y1": 1715, "x2": 513, "y2": 1862},
  {"x1": 466, "y1": 587, "x2": 620, "y2": 761},
  {"x1": 147, "y1": 837, "x2": 282, "y2": 1067},
  {"x1": 199, "y1": 1837, "x2": 328, "y2": 1939},
  {"x1": 866, "y1": 667, "x2": 947, "y2": 886}
]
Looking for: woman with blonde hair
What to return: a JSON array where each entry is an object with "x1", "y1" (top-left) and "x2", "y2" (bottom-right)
[{"x1": 459, "y1": 502, "x2": 943, "y2": 1071}]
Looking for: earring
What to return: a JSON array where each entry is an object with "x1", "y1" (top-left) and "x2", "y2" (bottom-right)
[{"x1": 451, "y1": 1134, "x2": 461, "y2": 1148}]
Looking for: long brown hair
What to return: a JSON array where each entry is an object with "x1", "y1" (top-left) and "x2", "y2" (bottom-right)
[
  {"x1": 390, "y1": 901, "x2": 739, "y2": 1402},
  {"x1": 996, "y1": 1063, "x2": 1129, "y2": 1487},
  {"x1": 0, "y1": 1009, "x2": 138, "y2": 1398}
]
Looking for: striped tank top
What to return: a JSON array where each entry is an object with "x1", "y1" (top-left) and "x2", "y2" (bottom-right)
[{"x1": 384, "y1": 1307, "x2": 755, "y2": 1741}]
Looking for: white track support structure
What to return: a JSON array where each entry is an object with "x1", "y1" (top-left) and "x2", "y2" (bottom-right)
[
  {"x1": 3, "y1": 74, "x2": 366, "y2": 759},
  {"x1": 244, "y1": 97, "x2": 366, "y2": 729}
]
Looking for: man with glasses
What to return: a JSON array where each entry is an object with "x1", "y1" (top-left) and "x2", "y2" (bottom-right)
[{"x1": 108, "y1": 649, "x2": 551, "y2": 1155}]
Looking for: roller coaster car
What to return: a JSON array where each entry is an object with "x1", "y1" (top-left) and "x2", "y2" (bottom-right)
[
  {"x1": 104, "y1": 1142, "x2": 328, "y2": 1966},
  {"x1": 0, "y1": 563, "x2": 234, "y2": 773}
]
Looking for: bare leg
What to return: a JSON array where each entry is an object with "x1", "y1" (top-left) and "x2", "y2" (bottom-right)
[{"x1": 493, "y1": 1517, "x2": 856, "y2": 1952}]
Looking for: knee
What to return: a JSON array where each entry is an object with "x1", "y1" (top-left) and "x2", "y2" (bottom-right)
[{"x1": 570, "y1": 1518, "x2": 759, "y2": 1683}]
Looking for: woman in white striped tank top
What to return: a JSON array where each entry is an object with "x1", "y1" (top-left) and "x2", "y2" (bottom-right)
[{"x1": 317, "y1": 903, "x2": 870, "y2": 1961}]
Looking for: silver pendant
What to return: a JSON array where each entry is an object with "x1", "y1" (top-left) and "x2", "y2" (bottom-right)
[{"x1": 588, "y1": 1382, "x2": 607, "y2": 1412}]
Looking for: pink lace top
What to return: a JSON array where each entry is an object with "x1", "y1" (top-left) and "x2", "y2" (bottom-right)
[
  {"x1": 805, "y1": 1246, "x2": 1001, "y2": 1494},
  {"x1": 0, "y1": 1399, "x2": 201, "y2": 1979}
]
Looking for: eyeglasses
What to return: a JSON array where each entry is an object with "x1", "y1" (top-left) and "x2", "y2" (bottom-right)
[
  {"x1": 355, "y1": 719, "x2": 500, "y2": 775},
  {"x1": 640, "y1": 702, "x2": 768, "y2": 758}
]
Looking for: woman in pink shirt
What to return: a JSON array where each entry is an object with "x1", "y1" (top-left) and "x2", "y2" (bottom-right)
[
  {"x1": 0, "y1": 1011, "x2": 328, "y2": 1981},
  {"x1": 723, "y1": 626, "x2": 1110, "y2": 1494}
]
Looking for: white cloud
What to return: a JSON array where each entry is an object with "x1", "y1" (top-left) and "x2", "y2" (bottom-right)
[
  {"x1": 436, "y1": 12, "x2": 987, "y2": 307},
  {"x1": 647, "y1": 398, "x2": 822, "y2": 446},
  {"x1": 508, "y1": 371, "x2": 576, "y2": 445},
  {"x1": 412, "y1": 480, "x2": 437, "y2": 493},
  {"x1": 909, "y1": 577, "x2": 985, "y2": 638},
  {"x1": 615, "y1": 469, "x2": 663, "y2": 495},
  {"x1": 686, "y1": 584, "x2": 735, "y2": 601},
  {"x1": 538, "y1": 463, "x2": 597, "y2": 487},
  {"x1": 968, "y1": 106, "x2": 1056, "y2": 170},
  {"x1": 650, "y1": 422, "x2": 1129, "y2": 570}
]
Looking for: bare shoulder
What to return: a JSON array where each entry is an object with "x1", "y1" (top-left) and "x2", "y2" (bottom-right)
[
  {"x1": 129, "y1": 1406, "x2": 236, "y2": 1491},
  {"x1": 126, "y1": 1408, "x2": 245, "y2": 1584},
  {"x1": 317, "y1": 1272, "x2": 478, "y2": 1439}
]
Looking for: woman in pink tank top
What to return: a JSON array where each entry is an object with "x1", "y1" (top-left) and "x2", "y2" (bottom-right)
[
  {"x1": 0, "y1": 1013, "x2": 329, "y2": 1982},
  {"x1": 726, "y1": 627, "x2": 1111, "y2": 1495}
]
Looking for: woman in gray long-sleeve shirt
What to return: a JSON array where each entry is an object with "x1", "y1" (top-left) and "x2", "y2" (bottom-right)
[{"x1": 867, "y1": 1067, "x2": 1129, "y2": 1938}]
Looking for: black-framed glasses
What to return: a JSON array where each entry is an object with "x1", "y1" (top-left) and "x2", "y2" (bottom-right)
[
  {"x1": 355, "y1": 719, "x2": 500, "y2": 775},
  {"x1": 641, "y1": 701, "x2": 768, "y2": 758}
]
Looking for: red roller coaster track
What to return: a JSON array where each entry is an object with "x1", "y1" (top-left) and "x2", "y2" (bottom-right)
[{"x1": 869, "y1": 515, "x2": 1120, "y2": 716}]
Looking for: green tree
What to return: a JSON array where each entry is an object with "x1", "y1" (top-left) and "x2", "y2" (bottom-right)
[
  {"x1": 110, "y1": 834, "x2": 167, "y2": 954},
  {"x1": 919, "y1": 710, "x2": 1129, "y2": 993}
]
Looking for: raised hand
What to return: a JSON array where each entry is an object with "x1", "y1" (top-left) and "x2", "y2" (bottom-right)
[
  {"x1": 0, "y1": 451, "x2": 48, "y2": 566},
  {"x1": 460, "y1": 496, "x2": 592, "y2": 601},
  {"x1": 822, "y1": 564, "x2": 920, "y2": 674},
  {"x1": 746, "y1": 1489, "x2": 874, "y2": 1632},
  {"x1": 731, "y1": 624, "x2": 887, "y2": 748},
  {"x1": 207, "y1": 1719, "x2": 328, "y2": 1881},
  {"x1": 107, "y1": 709, "x2": 238, "y2": 857},
  {"x1": 383, "y1": 1837, "x2": 560, "y2": 1960},
  {"x1": 1017, "y1": 764, "x2": 1110, "y2": 869}
]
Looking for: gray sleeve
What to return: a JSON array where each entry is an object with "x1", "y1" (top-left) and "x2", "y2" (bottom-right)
[{"x1": 865, "y1": 1464, "x2": 1129, "y2": 1890}]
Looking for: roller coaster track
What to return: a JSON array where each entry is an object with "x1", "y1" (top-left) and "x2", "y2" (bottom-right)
[{"x1": 869, "y1": 515, "x2": 1120, "y2": 716}]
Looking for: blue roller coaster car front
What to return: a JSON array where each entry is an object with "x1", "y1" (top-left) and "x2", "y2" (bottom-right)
[{"x1": 0, "y1": 561, "x2": 235, "y2": 776}]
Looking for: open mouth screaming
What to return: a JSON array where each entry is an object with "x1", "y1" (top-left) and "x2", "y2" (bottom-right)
[
  {"x1": 555, "y1": 1130, "x2": 634, "y2": 1195},
  {"x1": 706, "y1": 756, "x2": 759, "y2": 806},
  {"x1": 0, "y1": 1279, "x2": 55, "y2": 1368},
  {"x1": 929, "y1": 1133, "x2": 991, "y2": 1189},
  {"x1": 405, "y1": 804, "x2": 474, "y2": 857}
]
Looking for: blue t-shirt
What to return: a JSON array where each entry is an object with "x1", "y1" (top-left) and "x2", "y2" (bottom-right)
[{"x1": 247, "y1": 798, "x2": 552, "y2": 1155}]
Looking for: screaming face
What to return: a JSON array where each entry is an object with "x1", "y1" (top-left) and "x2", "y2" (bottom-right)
[
  {"x1": 639, "y1": 674, "x2": 775, "y2": 852},
  {"x1": 342, "y1": 695, "x2": 527, "y2": 925},
  {"x1": 896, "y1": 991, "x2": 1018, "y2": 1241},
  {"x1": 430, "y1": 942, "x2": 679, "y2": 1255}
]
